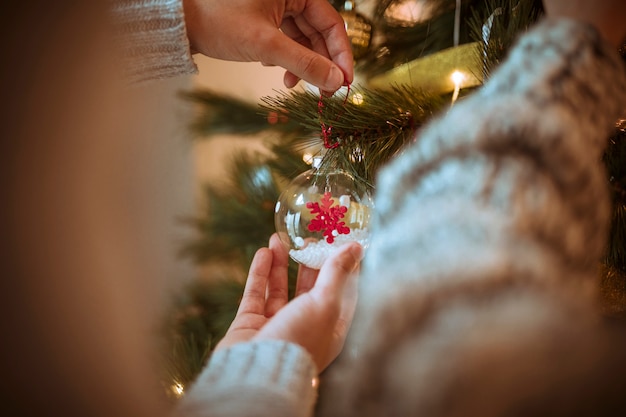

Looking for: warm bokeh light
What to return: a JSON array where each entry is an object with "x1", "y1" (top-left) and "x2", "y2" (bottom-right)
[
  {"x1": 171, "y1": 382, "x2": 185, "y2": 398},
  {"x1": 451, "y1": 70, "x2": 465, "y2": 86},
  {"x1": 351, "y1": 93, "x2": 364, "y2": 105}
]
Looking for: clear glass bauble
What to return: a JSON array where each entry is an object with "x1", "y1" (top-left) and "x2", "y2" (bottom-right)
[{"x1": 274, "y1": 165, "x2": 374, "y2": 269}]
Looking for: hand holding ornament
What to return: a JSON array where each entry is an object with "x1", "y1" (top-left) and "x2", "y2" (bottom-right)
[{"x1": 215, "y1": 234, "x2": 362, "y2": 372}]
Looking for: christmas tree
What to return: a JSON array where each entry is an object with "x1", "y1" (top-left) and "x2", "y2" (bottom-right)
[{"x1": 160, "y1": 0, "x2": 626, "y2": 398}]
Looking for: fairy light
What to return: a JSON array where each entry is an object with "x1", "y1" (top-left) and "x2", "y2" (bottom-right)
[
  {"x1": 450, "y1": 70, "x2": 465, "y2": 105},
  {"x1": 351, "y1": 92, "x2": 364, "y2": 105},
  {"x1": 171, "y1": 382, "x2": 185, "y2": 398},
  {"x1": 302, "y1": 152, "x2": 314, "y2": 165},
  {"x1": 450, "y1": 0, "x2": 462, "y2": 107}
]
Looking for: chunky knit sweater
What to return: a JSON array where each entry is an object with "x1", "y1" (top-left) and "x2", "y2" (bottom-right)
[
  {"x1": 110, "y1": 0, "x2": 197, "y2": 83},
  {"x1": 113, "y1": 1, "x2": 626, "y2": 415},
  {"x1": 317, "y1": 19, "x2": 626, "y2": 417}
]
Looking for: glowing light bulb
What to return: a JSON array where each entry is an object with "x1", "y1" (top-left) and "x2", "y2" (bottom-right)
[
  {"x1": 351, "y1": 93, "x2": 364, "y2": 105},
  {"x1": 451, "y1": 70, "x2": 465, "y2": 86},
  {"x1": 450, "y1": 70, "x2": 465, "y2": 105},
  {"x1": 171, "y1": 382, "x2": 185, "y2": 398}
]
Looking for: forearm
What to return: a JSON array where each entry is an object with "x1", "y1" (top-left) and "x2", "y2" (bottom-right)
[
  {"x1": 110, "y1": 0, "x2": 197, "y2": 83},
  {"x1": 176, "y1": 340, "x2": 318, "y2": 417}
]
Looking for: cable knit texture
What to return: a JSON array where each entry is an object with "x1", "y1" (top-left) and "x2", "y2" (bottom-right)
[
  {"x1": 316, "y1": 18, "x2": 626, "y2": 417},
  {"x1": 177, "y1": 340, "x2": 318, "y2": 417},
  {"x1": 110, "y1": 0, "x2": 197, "y2": 83}
]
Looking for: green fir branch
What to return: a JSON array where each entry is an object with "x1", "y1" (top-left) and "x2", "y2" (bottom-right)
[
  {"x1": 179, "y1": 154, "x2": 279, "y2": 266},
  {"x1": 260, "y1": 85, "x2": 444, "y2": 186},
  {"x1": 469, "y1": 0, "x2": 543, "y2": 80},
  {"x1": 160, "y1": 278, "x2": 244, "y2": 395},
  {"x1": 181, "y1": 89, "x2": 301, "y2": 137},
  {"x1": 265, "y1": 134, "x2": 317, "y2": 183}
]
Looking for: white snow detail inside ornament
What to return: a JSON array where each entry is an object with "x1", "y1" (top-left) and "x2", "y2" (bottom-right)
[
  {"x1": 289, "y1": 228, "x2": 370, "y2": 270},
  {"x1": 275, "y1": 166, "x2": 374, "y2": 269}
]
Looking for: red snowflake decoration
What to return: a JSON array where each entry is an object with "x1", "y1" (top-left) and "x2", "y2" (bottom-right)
[{"x1": 306, "y1": 192, "x2": 351, "y2": 244}]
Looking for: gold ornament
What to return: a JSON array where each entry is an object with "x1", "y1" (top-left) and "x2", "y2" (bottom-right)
[{"x1": 340, "y1": 1, "x2": 372, "y2": 60}]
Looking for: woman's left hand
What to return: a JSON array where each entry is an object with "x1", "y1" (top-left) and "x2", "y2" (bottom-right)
[{"x1": 215, "y1": 233, "x2": 362, "y2": 372}]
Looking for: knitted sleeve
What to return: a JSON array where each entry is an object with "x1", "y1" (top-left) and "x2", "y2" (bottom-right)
[
  {"x1": 176, "y1": 340, "x2": 318, "y2": 417},
  {"x1": 317, "y1": 18, "x2": 626, "y2": 417},
  {"x1": 110, "y1": 0, "x2": 197, "y2": 83},
  {"x1": 365, "y1": 17, "x2": 626, "y2": 300}
]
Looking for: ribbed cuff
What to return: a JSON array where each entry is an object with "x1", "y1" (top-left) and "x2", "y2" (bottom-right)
[
  {"x1": 111, "y1": 0, "x2": 197, "y2": 83},
  {"x1": 177, "y1": 340, "x2": 318, "y2": 417}
]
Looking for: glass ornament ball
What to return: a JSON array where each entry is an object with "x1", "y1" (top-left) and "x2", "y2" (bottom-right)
[{"x1": 274, "y1": 166, "x2": 374, "y2": 269}]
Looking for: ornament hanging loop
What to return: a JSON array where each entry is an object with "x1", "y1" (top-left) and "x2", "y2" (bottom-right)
[
  {"x1": 322, "y1": 126, "x2": 341, "y2": 149},
  {"x1": 318, "y1": 84, "x2": 351, "y2": 149}
]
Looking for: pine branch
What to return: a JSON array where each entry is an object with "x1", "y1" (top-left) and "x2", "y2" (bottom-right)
[
  {"x1": 180, "y1": 89, "x2": 301, "y2": 137},
  {"x1": 266, "y1": 134, "x2": 316, "y2": 183},
  {"x1": 179, "y1": 154, "x2": 280, "y2": 266},
  {"x1": 159, "y1": 278, "x2": 244, "y2": 395},
  {"x1": 469, "y1": 0, "x2": 543, "y2": 80},
  {"x1": 260, "y1": 85, "x2": 444, "y2": 186}
]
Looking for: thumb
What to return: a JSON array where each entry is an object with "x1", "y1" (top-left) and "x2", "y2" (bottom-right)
[{"x1": 311, "y1": 243, "x2": 363, "y2": 304}]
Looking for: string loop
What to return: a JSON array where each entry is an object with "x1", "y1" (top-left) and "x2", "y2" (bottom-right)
[{"x1": 318, "y1": 85, "x2": 351, "y2": 149}]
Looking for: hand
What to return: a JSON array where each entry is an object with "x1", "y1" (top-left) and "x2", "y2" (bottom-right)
[
  {"x1": 215, "y1": 234, "x2": 362, "y2": 372},
  {"x1": 543, "y1": 0, "x2": 626, "y2": 47},
  {"x1": 182, "y1": 0, "x2": 354, "y2": 94}
]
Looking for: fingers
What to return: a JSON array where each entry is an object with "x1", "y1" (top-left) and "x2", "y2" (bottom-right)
[
  {"x1": 283, "y1": 71, "x2": 301, "y2": 89},
  {"x1": 265, "y1": 234, "x2": 290, "y2": 317},
  {"x1": 332, "y1": 261, "x2": 360, "y2": 354},
  {"x1": 295, "y1": 266, "x2": 319, "y2": 297},
  {"x1": 258, "y1": 0, "x2": 353, "y2": 92},
  {"x1": 296, "y1": 0, "x2": 354, "y2": 84},
  {"x1": 261, "y1": 32, "x2": 346, "y2": 92},
  {"x1": 279, "y1": 16, "x2": 316, "y2": 89},
  {"x1": 237, "y1": 247, "x2": 273, "y2": 315}
]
